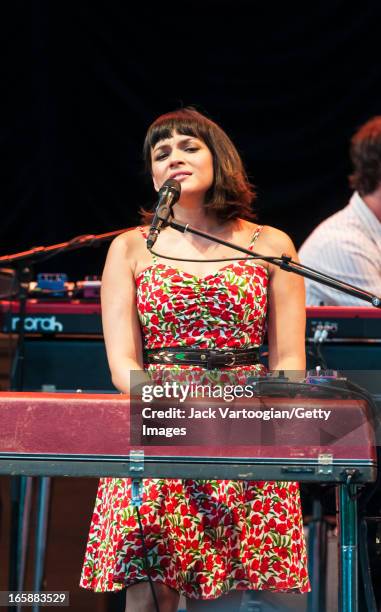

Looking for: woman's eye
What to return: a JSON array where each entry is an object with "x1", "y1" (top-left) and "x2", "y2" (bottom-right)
[
  {"x1": 154, "y1": 152, "x2": 168, "y2": 161},
  {"x1": 185, "y1": 147, "x2": 199, "y2": 153}
]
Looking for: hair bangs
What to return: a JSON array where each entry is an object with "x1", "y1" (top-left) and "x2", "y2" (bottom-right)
[
  {"x1": 149, "y1": 121, "x2": 205, "y2": 149},
  {"x1": 144, "y1": 111, "x2": 211, "y2": 169}
]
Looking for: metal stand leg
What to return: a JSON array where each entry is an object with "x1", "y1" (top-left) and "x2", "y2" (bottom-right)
[
  {"x1": 32, "y1": 477, "x2": 51, "y2": 612},
  {"x1": 337, "y1": 483, "x2": 358, "y2": 612},
  {"x1": 307, "y1": 499, "x2": 327, "y2": 612},
  {"x1": 8, "y1": 476, "x2": 33, "y2": 612},
  {"x1": 9, "y1": 476, "x2": 52, "y2": 612}
]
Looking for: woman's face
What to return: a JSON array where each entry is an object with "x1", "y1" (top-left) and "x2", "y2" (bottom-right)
[{"x1": 150, "y1": 130, "x2": 214, "y2": 200}]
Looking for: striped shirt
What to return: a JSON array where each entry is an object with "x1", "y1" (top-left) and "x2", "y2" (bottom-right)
[{"x1": 298, "y1": 192, "x2": 381, "y2": 306}]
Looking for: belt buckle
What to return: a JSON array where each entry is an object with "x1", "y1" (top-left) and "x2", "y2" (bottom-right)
[
  {"x1": 224, "y1": 351, "x2": 236, "y2": 366},
  {"x1": 207, "y1": 350, "x2": 236, "y2": 369}
]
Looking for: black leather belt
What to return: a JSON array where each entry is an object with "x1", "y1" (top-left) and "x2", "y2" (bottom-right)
[{"x1": 143, "y1": 347, "x2": 260, "y2": 369}]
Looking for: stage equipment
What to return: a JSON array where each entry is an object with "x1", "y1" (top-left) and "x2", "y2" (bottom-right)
[
  {"x1": 0, "y1": 389, "x2": 377, "y2": 612},
  {"x1": 306, "y1": 306, "x2": 381, "y2": 340},
  {"x1": 2, "y1": 302, "x2": 381, "y2": 392},
  {"x1": 306, "y1": 306, "x2": 381, "y2": 372}
]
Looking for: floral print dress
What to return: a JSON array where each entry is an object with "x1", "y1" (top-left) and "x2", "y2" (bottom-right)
[{"x1": 80, "y1": 226, "x2": 310, "y2": 598}]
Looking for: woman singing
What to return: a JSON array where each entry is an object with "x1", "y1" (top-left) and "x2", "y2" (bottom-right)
[{"x1": 80, "y1": 107, "x2": 309, "y2": 611}]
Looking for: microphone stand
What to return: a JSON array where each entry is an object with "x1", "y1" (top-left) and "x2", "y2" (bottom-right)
[
  {"x1": 0, "y1": 227, "x2": 129, "y2": 266},
  {"x1": 0, "y1": 227, "x2": 129, "y2": 609},
  {"x1": 162, "y1": 218, "x2": 381, "y2": 307},
  {"x1": 6, "y1": 264, "x2": 34, "y2": 612}
]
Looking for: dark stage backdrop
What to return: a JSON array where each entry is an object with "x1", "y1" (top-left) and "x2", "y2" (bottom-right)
[{"x1": 3, "y1": 1, "x2": 381, "y2": 280}]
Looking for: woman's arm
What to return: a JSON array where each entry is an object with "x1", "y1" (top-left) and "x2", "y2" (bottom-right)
[
  {"x1": 101, "y1": 233, "x2": 145, "y2": 393},
  {"x1": 266, "y1": 228, "x2": 306, "y2": 372}
]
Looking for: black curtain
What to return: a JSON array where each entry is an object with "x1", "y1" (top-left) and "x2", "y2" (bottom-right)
[{"x1": 3, "y1": 0, "x2": 381, "y2": 279}]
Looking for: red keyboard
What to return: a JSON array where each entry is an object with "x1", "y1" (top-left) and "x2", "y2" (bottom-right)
[{"x1": 0, "y1": 392, "x2": 376, "y2": 481}]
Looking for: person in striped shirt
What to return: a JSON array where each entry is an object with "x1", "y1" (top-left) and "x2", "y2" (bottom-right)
[{"x1": 298, "y1": 116, "x2": 381, "y2": 306}]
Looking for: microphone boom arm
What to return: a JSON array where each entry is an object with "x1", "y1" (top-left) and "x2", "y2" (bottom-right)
[{"x1": 166, "y1": 218, "x2": 381, "y2": 308}]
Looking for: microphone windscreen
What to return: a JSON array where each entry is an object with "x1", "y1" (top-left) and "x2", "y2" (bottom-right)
[{"x1": 159, "y1": 178, "x2": 181, "y2": 198}]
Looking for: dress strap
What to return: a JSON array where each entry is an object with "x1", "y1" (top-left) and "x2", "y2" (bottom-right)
[
  {"x1": 137, "y1": 226, "x2": 159, "y2": 264},
  {"x1": 248, "y1": 225, "x2": 264, "y2": 251},
  {"x1": 137, "y1": 226, "x2": 149, "y2": 240}
]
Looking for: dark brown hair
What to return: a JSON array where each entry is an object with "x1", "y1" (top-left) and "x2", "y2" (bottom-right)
[
  {"x1": 141, "y1": 107, "x2": 256, "y2": 223},
  {"x1": 349, "y1": 116, "x2": 381, "y2": 195}
]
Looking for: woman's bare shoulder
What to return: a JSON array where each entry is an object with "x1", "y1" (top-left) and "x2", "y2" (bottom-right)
[
  {"x1": 103, "y1": 227, "x2": 149, "y2": 277},
  {"x1": 109, "y1": 226, "x2": 148, "y2": 253},
  {"x1": 258, "y1": 225, "x2": 297, "y2": 255}
]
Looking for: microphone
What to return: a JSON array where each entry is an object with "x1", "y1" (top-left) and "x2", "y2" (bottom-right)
[{"x1": 146, "y1": 178, "x2": 181, "y2": 249}]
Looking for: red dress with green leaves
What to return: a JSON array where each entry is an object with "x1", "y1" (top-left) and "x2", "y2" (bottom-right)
[{"x1": 80, "y1": 226, "x2": 309, "y2": 598}]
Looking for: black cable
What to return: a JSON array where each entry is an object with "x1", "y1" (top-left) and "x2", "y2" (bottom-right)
[
  {"x1": 135, "y1": 506, "x2": 161, "y2": 612},
  {"x1": 251, "y1": 377, "x2": 379, "y2": 410},
  {"x1": 253, "y1": 378, "x2": 379, "y2": 436},
  {"x1": 357, "y1": 445, "x2": 381, "y2": 511},
  {"x1": 149, "y1": 249, "x2": 262, "y2": 263},
  {"x1": 314, "y1": 342, "x2": 329, "y2": 370}
]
